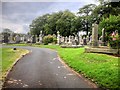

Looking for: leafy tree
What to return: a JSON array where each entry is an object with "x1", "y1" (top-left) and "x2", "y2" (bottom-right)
[
  {"x1": 2, "y1": 28, "x2": 13, "y2": 43},
  {"x1": 56, "y1": 10, "x2": 76, "y2": 36},
  {"x1": 78, "y1": 4, "x2": 96, "y2": 35},
  {"x1": 29, "y1": 14, "x2": 50, "y2": 36},
  {"x1": 92, "y1": 1, "x2": 120, "y2": 24},
  {"x1": 99, "y1": 15, "x2": 120, "y2": 36},
  {"x1": 45, "y1": 11, "x2": 63, "y2": 35},
  {"x1": 2, "y1": 28, "x2": 13, "y2": 34}
]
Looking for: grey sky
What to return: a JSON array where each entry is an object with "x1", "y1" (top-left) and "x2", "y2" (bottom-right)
[{"x1": 1, "y1": 0, "x2": 99, "y2": 34}]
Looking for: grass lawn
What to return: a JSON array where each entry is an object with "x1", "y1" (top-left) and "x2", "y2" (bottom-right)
[
  {"x1": 4, "y1": 44, "x2": 119, "y2": 88},
  {"x1": 1, "y1": 48, "x2": 29, "y2": 80},
  {"x1": 35, "y1": 45, "x2": 119, "y2": 89}
]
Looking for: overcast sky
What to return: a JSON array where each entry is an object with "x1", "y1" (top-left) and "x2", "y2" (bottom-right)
[{"x1": 1, "y1": 0, "x2": 99, "y2": 34}]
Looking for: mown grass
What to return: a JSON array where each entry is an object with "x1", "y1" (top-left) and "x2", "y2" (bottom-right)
[
  {"x1": 4, "y1": 44, "x2": 119, "y2": 88},
  {"x1": 1, "y1": 48, "x2": 29, "y2": 79},
  {"x1": 36, "y1": 45, "x2": 119, "y2": 89}
]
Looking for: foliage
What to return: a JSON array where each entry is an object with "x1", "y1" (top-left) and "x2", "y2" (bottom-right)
[
  {"x1": 109, "y1": 40, "x2": 120, "y2": 49},
  {"x1": 1, "y1": 28, "x2": 13, "y2": 43},
  {"x1": 78, "y1": 4, "x2": 96, "y2": 16},
  {"x1": 92, "y1": 1, "x2": 120, "y2": 24},
  {"x1": 109, "y1": 31, "x2": 120, "y2": 49},
  {"x1": 56, "y1": 10, "x2": 76, "y2": 36},
  {"x1": 77, "y1": 4, "x2": 96, "y2": 35},
  {"x1": 29, "y1": 14, "x2": 50, "y2": 35},
  {"x1": 29, "y1": 0, "x2": 120, "y2": 37},
  {"x1": 29, "y1": 10, "x2": 77, "y2": 36},
  {"x1": 99, "y1": 15, "x2": 120, "y2": 48},
  {"x1": 99, "y1": 15, "x2": 120, "y2": 35},
  {"x1": 43, "y1": 35, "x2": 57, "y2": 45}
]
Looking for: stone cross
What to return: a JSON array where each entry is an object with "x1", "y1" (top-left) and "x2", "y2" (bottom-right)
[{"x1": 92, "y1": 23, "x2": 98, "y2": 47}]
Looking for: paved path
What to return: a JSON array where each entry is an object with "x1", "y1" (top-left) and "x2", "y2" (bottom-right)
[{"x1": 3, "y1": 46, "x2": 96, "y2": 88}]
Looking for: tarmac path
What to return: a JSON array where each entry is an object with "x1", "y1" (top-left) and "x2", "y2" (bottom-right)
[{"x1": 2, "y1": 46, "x2": 97, "y2": 89}]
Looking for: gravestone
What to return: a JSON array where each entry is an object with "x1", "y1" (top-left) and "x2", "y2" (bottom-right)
[
  {"x1": 101, "y1": 28, "x2": 106, "y2": 46},
  {"x1": 3, "y1": 33, "x2": 9, "y2": 43},
  {"x1": 22, "y1": 35, "x2": 26, "y2": 43},
  {"x1": 39, "y1": 31, "x2": 42, "y2": 44},
  {"x1": 91, "y1": 23, "x2": 98, "y2": 47},
  {"x1": 68, "y1": 36, "x2": 72, "y2": 45},
  {"x1": 74, "y1": 36, "x2": 78, "y2": 45},
  {"x1": 65, "y1": 36, "x2": 68, "y2": 44},
  {"x1": 99, "y1": 35, "x2": 102, "y2": 46},
  {"x1": 0, "y1": 34, "x2": 2, "y2": 43},
  {"x1": 89, "y1": 35, "x2": 92, "y2": 45},
  {"x1": 26, "y1": 35, "x2": 31, "y2": 43},
  {"x1": 22, "y1": 36, "x2": 24, "y2": 43},
  {"x1": 35, "y1": 35, "x2": 39, "y2": 43},
  {"x1": 57, "y1": 31, "x2": 60, "y2": 45},
  {"x1": 79, "y1": 35, "x2": 82, "y2": 45},
  {"x1": 32, "y1": 35, "x2": 36, "y2": 43},
  {"x1": 86, "y1": 35, "x2": 89, "y2": 44},
  {"x1": 15, "y1": 35, "x2": 20, "y2": 43},
  {"x1": 9, "y1": 33, "x2": 14, "y2": 43},
  {"x1": 83, "y1": 37, "x2": 87, "y2": 45},
  {"x1": 60, "y1": 36, "x2": 65, "y2": 44}
]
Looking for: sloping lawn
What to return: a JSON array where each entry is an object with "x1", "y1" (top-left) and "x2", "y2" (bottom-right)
[
  {"x1": 37, "y1": 45, "x2": 119, "y2": 89},
  {"x1": 1, "y1": 48, "x2": 29, "y2": 80}
]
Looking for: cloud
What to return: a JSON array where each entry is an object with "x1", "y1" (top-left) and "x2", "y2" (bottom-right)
[
  {"x1": 2, "y1": 19, "x2": 29, "y2": 33},
  {"x1": 1, "y1": 1, "x2": 99, "y2": 34}
]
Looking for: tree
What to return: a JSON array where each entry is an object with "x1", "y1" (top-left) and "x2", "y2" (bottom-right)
[
  {"x1": 92, "y1": 1, "x2": 120, "y2": 24},
  {"x1": 2, "y1": 28, "x2": 13, "y2": 43},
  {"x1": 45, "y1": 11, "x2": 63, "y2": 35},
  {"x1": 78, "y1": 4, "x2": 96, "y2": 35},
  {"x1": 29, "y1": 14, "x2": 50, "y2": 36},
  {"x1": 99, "y1": 15, "x2": 120, "y2": 36},
  {"x1": 56, "y1": 10, "x2": 76, "y2": 36}
]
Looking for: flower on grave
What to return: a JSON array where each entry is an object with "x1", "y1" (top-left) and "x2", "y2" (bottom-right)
[
  {"x1": 109, "y1": 31, "x2": 120, "y2": 49},
  {"x1": 111, "y1": 31, "x2": 119, "y2": 41}
]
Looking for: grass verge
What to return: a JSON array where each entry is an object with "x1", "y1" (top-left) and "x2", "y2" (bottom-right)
[
  {"x1": 1, "y1": 48, "x2": 29, "y2": 80},
  {"x1": 36, "y1": 45, "x2": 119, "y2": 89}
]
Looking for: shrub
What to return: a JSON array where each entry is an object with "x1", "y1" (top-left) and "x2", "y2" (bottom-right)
[
  {"x1": 109, "y1": 32, "x2": 120, "y2": 49},
  {"x1": 43, "y1": 35, "x2": 57, "y2": 45},
  {"x1": 99, "y1": 15, "x2": 120, "y2": 49},
  {"x1": 99, "y1": 15, "x2": 120, "y2": 36}
]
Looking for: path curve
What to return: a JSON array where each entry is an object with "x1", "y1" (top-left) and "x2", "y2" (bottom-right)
[{"x1": 3, "y1": 46, "x2": 97, "y2": 88}]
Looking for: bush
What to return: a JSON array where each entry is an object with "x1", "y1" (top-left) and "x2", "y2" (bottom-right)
[
  {"x1": 99, "y1": 15, "x2": 120, "y2": 49},
  {"x1": 43, "y1": 35, "x2": 57, "y2": 45},
  {"x1": 99, "y1": 15, "x2": 120, "y2": 35},
  {"x1": 109, "y1": 40, "x2": 120, "y2": 49}
]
